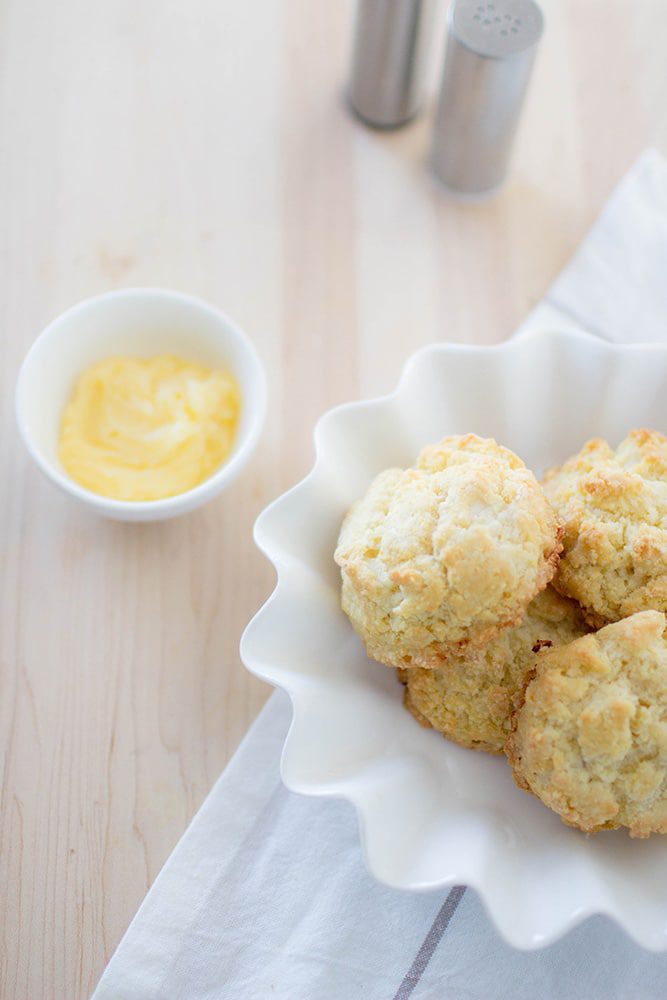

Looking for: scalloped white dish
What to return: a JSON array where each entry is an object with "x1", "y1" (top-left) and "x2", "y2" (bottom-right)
[{"x1": 241, "y1": 328, "x2": 667, "y2": 951}]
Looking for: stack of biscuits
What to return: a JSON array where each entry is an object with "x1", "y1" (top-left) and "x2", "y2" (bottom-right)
[{"x1": 334, "y1": 431, "x2": 667, "y2": 838}]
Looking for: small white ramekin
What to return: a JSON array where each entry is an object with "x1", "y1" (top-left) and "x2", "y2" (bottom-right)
[{"x1": 15, "y1": 288, "x2": 267, "y2": 521}]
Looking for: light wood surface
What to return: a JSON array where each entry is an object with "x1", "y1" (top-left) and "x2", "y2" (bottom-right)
[{"x1": 2, "y1": 1, "x2": 667, "y2": 995}]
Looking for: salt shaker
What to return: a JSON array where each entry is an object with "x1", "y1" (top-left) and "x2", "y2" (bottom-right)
[
  {"x1": 348, "y1": 0, "x2": 438, "y2": 128},
  {"x1": 431, "y1": 0, "x2": 543, "y2": 196}
]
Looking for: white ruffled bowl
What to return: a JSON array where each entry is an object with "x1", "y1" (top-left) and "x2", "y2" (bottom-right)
[{"x1": 241, "y1": 328, "x2": 667, "y2": 951}]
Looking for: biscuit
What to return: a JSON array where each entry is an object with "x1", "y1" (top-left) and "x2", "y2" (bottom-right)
[
  {"x1": 401, "y1": 587, "x2": 589, "y2": 753},
  {"x1": 543, "y1": 429, "x2": 667, "y2": 626},
  {"x1": 335, "y1": 434, "x2": 563, "y2": 669},
  {"x1": 506, "y1": 611, "x2": 667, "y2": 837}
]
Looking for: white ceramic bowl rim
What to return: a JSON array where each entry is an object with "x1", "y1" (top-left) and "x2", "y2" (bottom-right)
[
  {"x1": 15, "y1": 287, "x2": 267, "y2": 517},
  {"x1": 241, "y1": 327, "x2": 667, "y2": 951}
]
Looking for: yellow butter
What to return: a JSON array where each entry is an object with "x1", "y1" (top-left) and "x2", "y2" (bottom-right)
[{"x1": 59, "y1": 355, "x2": 240, "y2": 501}]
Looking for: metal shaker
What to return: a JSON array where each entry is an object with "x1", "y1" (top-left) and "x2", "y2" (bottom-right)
[
  {"x1": 431, "y1": 0, "x2": 543, "y2": 196},
  {"x1": 348, "y1": 0, "x2": 437, "y2": 128}
]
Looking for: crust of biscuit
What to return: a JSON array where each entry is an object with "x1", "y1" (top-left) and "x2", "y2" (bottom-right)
[
  {"x1": 336, "y1": 434, "x2": 563, "y2": 669},
  {"x1": 506, "y1": 611, "x2": 667, "y2": 837},
  {"x1": 544, "y1": 429, "x2": 667, "y2": 625},
  {"x1": 505, "y1": 664, "x2": 539, "y2": 793},
  {"x1": 402, "y1": 587, "x2": 588, "y2": 754},
  {"x1": 403, "y1": 686, "x2": 435, "y2": 731}
]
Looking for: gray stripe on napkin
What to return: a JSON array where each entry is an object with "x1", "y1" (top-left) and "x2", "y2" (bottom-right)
[{"x1": 391, "y1": 886, "x2": 466, "y2": 1000}]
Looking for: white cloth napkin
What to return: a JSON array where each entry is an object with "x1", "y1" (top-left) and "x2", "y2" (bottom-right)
[
  {"x1": 518, "y1": 147, "x2": 667, "y2": 344},
  {"x1": 94, "y1": 149, "x2": 667, "y2": 1000}
]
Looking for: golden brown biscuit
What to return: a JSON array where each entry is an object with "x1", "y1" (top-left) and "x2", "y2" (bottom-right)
[
  {"x1": 335, "y1": 434, "x2": 562, "y2": 669},
  {"x1": 543, "y1": 429, "x2": 667, "y2": 626},
  {"x1": 401, "y1": 587, "x2": 589, "y2": 753},
  {"x1": 506, "y1": 610, "x2": 667, "y2": 837}
]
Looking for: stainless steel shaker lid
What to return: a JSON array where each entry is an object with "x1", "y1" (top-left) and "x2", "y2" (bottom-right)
[{"x1": 451, "y1": 0, "x2": 543, "y2": 59}]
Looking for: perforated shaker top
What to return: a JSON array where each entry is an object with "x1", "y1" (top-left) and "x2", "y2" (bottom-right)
[{"x1": 451, "y1": 0, "x2": 543, "y2": 58}]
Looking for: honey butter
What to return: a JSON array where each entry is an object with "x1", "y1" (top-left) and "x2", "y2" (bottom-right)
[{"x1": 59, "y1": 355, "x2": 240, "y2": 501}]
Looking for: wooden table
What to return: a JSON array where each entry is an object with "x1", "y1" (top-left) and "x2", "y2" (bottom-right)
[{"x1": 2, "y1": 0, "x2": 666, "y2": 995}]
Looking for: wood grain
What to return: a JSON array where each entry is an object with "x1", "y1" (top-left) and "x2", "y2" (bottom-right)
[{"x1": 1, "y1": 0, "x2": 667, "y2": 995}]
